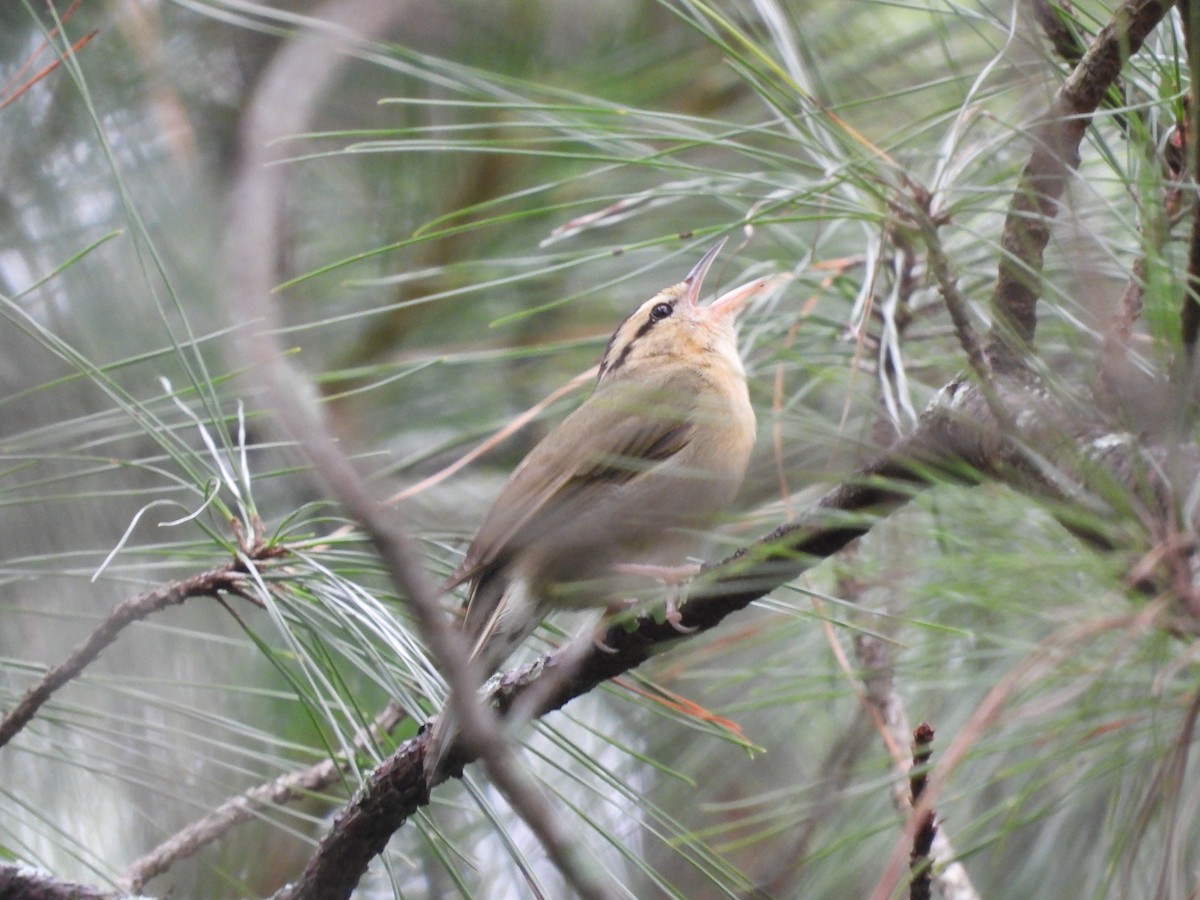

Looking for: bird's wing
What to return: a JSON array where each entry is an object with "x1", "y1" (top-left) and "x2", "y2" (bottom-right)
[{"x1": 451, "y1": 376, "x2": 699, "y2": 589}]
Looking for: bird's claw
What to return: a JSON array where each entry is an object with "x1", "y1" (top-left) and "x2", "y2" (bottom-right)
[
  {"x1": 592, "y1": 631, "x2": 620, "y2": 654},
  {"x1": 665, "y1": 596, "x2": 697, "y2": 634}
]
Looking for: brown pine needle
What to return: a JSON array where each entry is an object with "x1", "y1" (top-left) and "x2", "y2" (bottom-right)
[{"x1": 388, "y1": 364, "x2": 597, "y2": 503}]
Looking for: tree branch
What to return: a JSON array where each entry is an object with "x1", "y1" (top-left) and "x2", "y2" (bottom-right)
[
  {"x1": 0, "y1": 865, "x2": 120, "y2": 900},
  {"x1": 988, "y1": 0, "x2": 1172, "y2": 369},
  {"x1": 908, "y1": 723, "x2": 937, "y2": 900},
  {"x1": 1181, "y1": 1, "x2": 1200, "y2": 361},
  {"x1": 278, "y1": 376, "x2": 1031, "y2": 897},
  {"x1": 856, "y1": 638, "x2": 977, "y2": 900},
  {"x1": 279, "y1": 436, "x2": 934, "y2": 899},
  {"x1": 904, "y1": 193, "x2": 1018, "y2": 434},
  {"x1": 0, "y1": 563, "x2": 250, "y2": 750},
  {"x1": 1029, "y1": 0, "x2": 1090, "y2": 67},
  {"x1": 120, "y1": 701, "x2": 409, "y2": 894},
  {"x1": 278, "y1": 351, "x2": 1200, "y2": 898}
]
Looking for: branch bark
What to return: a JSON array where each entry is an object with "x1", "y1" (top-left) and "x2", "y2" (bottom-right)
[
  {"x1": 0, "y1": 865, "x2": 120, "y2": 900},
  {"x1": 120, "y1": 701, "x2": 409, "y2": 894},
  {"x1": 0, "y1": 564, "x2": 250, "y2": 750},
  {"x1": 987, "y1": 0, "x2": 1173, "y2": 369}
]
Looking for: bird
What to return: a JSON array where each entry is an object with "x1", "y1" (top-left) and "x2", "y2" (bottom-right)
[{"x1": 426, "y1": 239, "x2": 769, "y2": 779}]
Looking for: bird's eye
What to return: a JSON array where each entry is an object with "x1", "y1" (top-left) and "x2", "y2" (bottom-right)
[{"x1": 650, "y1": 302, "x2": 673, "y2": 322}]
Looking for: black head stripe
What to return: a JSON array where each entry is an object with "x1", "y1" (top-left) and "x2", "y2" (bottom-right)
[
  {"x1": 598, "y1": 306, "x2": 638, "y2": 379},
  {"x1": 598, "y1": 299, "x2": 676, "y2": 379}
]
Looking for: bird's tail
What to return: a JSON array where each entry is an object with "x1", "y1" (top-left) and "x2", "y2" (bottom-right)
[
  {"x1": 424, "y1": 575, "x2": 540, "y2": 787},
  {"x1": 423, "y1": 703, "x2": 459, "y2": 788}
]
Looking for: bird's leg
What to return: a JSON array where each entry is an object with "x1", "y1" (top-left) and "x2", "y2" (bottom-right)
[{"x1": 612, "y1": 562, "x2": 702, "y2": 634}]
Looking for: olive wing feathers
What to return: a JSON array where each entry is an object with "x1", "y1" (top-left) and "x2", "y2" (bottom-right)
[{"x1": 447, "y1": 374, "x2": 702, "y2": 592}]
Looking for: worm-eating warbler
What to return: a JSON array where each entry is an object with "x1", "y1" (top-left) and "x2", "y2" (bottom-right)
[{"x1": 445, "y1": 239, "x2": 767, "y2": 677}]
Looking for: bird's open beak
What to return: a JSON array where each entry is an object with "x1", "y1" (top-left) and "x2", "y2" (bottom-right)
[
  {"x1": 683, "y1": 237, "x2": 779, "y2": 321},
  {"x1": 682, "y1": 238, "x2": 728, "y2": 309},
  {"x1": 705, "y1": 274, "x2": 777, "y2": 321}
]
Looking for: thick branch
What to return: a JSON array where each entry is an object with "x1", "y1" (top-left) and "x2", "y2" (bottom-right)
[
  {"x1": 278, "y1": 428, "x2": 947, "y2": 899},
  {"x1": 988, "y1": 0, "x2": 1172, "y2": 368},
  {"x1": 279, "y1": 362, "x2": 1200, "y2": 899},
  {"x1": 1184, "y1": 174, "x2": 1200, "y2": 356},
  {"x1": 0, "y1": 865, "x2": 120, "y2": 900},
  {"x1": 1028, "y1": 0, "x2": 1138, "y2": 135}
]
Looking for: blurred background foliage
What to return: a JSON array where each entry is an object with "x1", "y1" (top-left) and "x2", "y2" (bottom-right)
[{"x1": 1, "y1": 0, "x2": 1197, "y2": 898}]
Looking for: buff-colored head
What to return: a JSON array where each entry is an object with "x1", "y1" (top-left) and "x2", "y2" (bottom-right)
[{"x1": 597, "y1": 239, "x2": 770, "y2": 383}]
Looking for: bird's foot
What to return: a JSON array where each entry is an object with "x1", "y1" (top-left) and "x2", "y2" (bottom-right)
[{"x1": 612, "y1": 563, "x2": 701, "y2": 634}]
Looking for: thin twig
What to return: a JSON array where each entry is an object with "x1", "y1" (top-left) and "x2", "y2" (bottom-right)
[
  {"x1": 856, "y1": 633, "x2": 914, "y2": 777},
  {"x1": 906, "y1": 195, "x2": 1018, "y2": 434},
  {"x1": 121, "y1": 701, "x2": 408, "y2": 894},
  {"x1": 388, "y1": 365, "x2": 597, "y2": 503},
  {"x1": 1099, "y1": 115, "x2": 1183, "y2": 411},
  {"x1": 869, "y1": 609, "x2": 1160, "y2": 900},
  {"x1": 0, "y1": 564, "x2": 249, "y2": 750},
  {"x1": 910, "y1": 206, "x2": 988, "y2": 384},
  {"x1": 856, "y1": 637, "x2": 978, "y2": 900},
  {"x1": 1110, "y1": 256, "x2": 1149, "y2": 350},
  {"x1": 908, "y1": 722, "x2": 937, "y2": 900}
]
